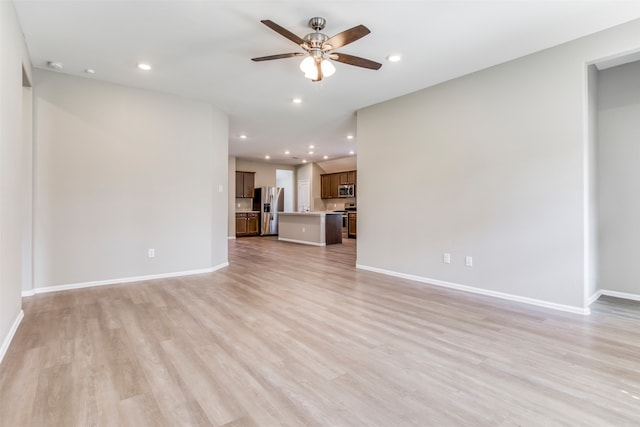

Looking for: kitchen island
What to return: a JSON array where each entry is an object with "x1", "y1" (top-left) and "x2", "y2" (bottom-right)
[{"x1": 278, "y1": 212, "x2": 342, "y2": 246}]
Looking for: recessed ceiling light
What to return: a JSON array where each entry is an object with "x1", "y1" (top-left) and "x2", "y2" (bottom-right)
[
  {"x1": 137, "y1": 63, "x2": 152, "y2": 71},
  {"x1": 387, "y1": 54, "x2": 402, "y2": 62},
  {"x1": 265, "y1": 155, "x2": 270, "y2": 160},
  {"x1": 309, "y1": 145, "x2": 315, "y2": 149},
  {"x1": 349, "y1": 150, "x2": 355, "y2": 155},
  {"x1": 347, "y1": 135, "x2": 354, "y2": 140},
  {"x1": 284, "y1": 150, "x2": 290, "y2": 155},
  {"x1": 47, "y1": 61, "x2": 63, "y2": 70},
  {"x1": 85, "y1": 68, "x2": 95, "y2": 74},
  {"x1": 308, "y1": 151, "x2": 314, "y2": 155},
  {"x1": 302, "y1": 159, "x2": 307, "y2": 163},
  {"x1": 292, "y1": 98, "x2": 302, "y2": 104},
  {"x1": 240, "y1": 134, "x2": 247, "y2": 139},
  {"x1": 323, "y1": 155, "x2": 329, "y2": 160}
]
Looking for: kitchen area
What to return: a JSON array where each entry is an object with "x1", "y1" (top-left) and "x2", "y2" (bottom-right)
[{"x1": 231, "y1": 157, "x2": 357, "y2": 245}]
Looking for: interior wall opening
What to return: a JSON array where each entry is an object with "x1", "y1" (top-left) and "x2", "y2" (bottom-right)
[
  {"x1": 592, "y1": 57, "x2": 640, "y2": 302},
  {"x1": 276, "y1": 169, "x2": 294, "y2": 212}
]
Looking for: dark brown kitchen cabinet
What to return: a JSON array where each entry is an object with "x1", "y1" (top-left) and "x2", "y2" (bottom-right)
[
  {"x1": 247, "y1": 213, "x2": 259, "y2": 235},
  {"x1": 348, "y1": 212, "x2": 357, "y2": 238},
  {"x1": 235, "y1": 213, "x2": 247, "y2": 235},
  {"x1": 320, "y1": 170, "x2": 357, "y2": 199},
  {"x1": 348, "y1": 171, "x2": 356, "y2": 185},
  {"x1": 339, "y1": 171, "x2": 357, "y2": 185},
  {"x1": 321, "y1": 174, "x2": 332, "y2": 199},
  {"x1": 236, "y1": 212, "x2": 259, "y2": 236},
  {"x1": 235, "y1": 171, "x2": 255, "y2": 198},
  {"x1": 330, "y1": 174, "x2": 340, "y2": 198},
  {"x1": 339, "y1": 172, "x2": 349, "y2": 185}
]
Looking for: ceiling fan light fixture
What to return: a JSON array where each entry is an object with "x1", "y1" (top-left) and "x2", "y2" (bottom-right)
[
  {"x1": 300, "y1": 55, "x2": 335, "y2": 80},
  {"x1": 300, "y1": 56, "x2": 315, "y2": 74},
  {"x1": 321, "y1": 59, "x2": 336, "y2": 77}
]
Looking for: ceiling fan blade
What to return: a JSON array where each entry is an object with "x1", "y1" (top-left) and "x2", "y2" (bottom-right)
[
  {"x1": 331, "y1": 52, "x2": 382, "y2": 70},
  {"x1": 261, "y1": 20, "x2": 306, "y2": 46},
  {"x1": 252, "y1": 52, "x2": 305, "y2": 62},
  {"x1": 323, "y1": 25, "x2": 370, "y2": 51},
  {"x1": 312, "y1": 60, "x2": 323, "y2": 82}
]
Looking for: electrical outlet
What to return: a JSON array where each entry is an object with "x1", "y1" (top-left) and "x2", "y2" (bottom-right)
[
  {"x1": 148, "y1": 248, "x2": 155, "y2": 258},
  {"x1": 443, "y1": 253, "x2": 451, "y2": 264},
  {"x1": 218, "y1": 184, "x2": 223, "y2": 193},
  {"x1": 302, "y1": 227, "x2": 306, "y2": 233},
  {"x1": 465, "y1": 256, "x2": 473, "y2": 267}
]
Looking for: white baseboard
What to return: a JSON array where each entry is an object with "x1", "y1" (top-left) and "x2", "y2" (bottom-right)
[
  {"x1": 228, "y1": 236, "x2": 236, "y2": 240},
  {"x1": 0, "y1": 310, "x2": 24, "y2": 366},
  {"x1": 277, "y1": 238, "x2": 325, "y2": 247},
  {"x1": 599, "y1": 289, "x2": 640, "y2": 302},
  {"x1": 356, "y1": 264, "x2": 590, "y2": 316},
  {"x1": 22, "y1": 262, "x2": 229, "y2": 297},
  {"x1": 587, "y1": 290, "x2": 603, "y2": 306}
]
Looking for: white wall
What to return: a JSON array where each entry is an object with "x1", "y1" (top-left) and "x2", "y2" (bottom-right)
[
  {"x1": 357, "y1": 18, "x2": 640, "y2": 312},
  {"x1": 33, "y1": 70, "x2": 228, "y2": 289},
  {"x1": 0, "y1": 0, "x2": 32, "y2": 362},
  {"x1": 235, "y1": 158, "x2": 295, "y2": 188},
  {"x1": 316, "y1": 156, "x2": 357, "y2": 174},
  {"x1": 597, "y1": 60, "x2": 640, "y2": 297}
]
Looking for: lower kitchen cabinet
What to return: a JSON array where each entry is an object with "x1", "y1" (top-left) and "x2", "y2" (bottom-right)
[
  {"x1": 236, "y1": 212, "x2": 259, "y2": 237},
  {"x1": 347, "y1": 212, "x2": 357, "y2": 239}
]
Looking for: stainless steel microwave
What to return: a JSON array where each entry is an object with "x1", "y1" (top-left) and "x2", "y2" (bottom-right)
[{"x1": 339, "y1": 184, "x2": 355, "y2": 198}]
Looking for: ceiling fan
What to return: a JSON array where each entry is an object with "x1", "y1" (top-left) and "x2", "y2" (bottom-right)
[{"x1": 251, "y1": 17, "x2": 382, "y2": 82}]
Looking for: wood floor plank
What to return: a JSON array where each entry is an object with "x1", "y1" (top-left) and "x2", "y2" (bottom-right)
[{"x1": 2, "y1": 236, "x2": 640, "y2": 426}]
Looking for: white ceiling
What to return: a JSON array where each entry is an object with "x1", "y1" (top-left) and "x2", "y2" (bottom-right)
[{"x1": 14, "y1": 1, "x2": 640, "y2": 165}]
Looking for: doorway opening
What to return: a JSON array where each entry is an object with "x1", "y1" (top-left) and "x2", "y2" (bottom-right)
[
  {"x1": 276, "y1": 169, "x2": 294, "y2": 212},
  {"x1": 587, "y1": 54, "x2": 640, "y2": 305},
  {"x1": 22, "y1": 65, "x2": 33, "y2": 295}
]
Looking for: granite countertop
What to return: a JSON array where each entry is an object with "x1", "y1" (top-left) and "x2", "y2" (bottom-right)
[{"x1": 236, "y1": 210, "x2": 260, "y2": 213}]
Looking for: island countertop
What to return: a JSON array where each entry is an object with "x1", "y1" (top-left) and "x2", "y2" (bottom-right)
[
  {"x1": 278, "y1": 212, "x2": 342, "y2": 246},
  {"x1": 279, "y1": 211, "x2": 342, "y2": 216}
]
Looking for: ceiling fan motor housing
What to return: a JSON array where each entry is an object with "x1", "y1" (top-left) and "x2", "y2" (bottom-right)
[{"x1": 304, "y1": 32, "x2": 329, "y2": 53}]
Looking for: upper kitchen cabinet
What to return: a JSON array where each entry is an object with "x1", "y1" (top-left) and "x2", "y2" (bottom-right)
[
  {"x1": 330, "y1": 174, "x2": 340, "y2": 198},
  {"x1": 348, "y1": 171, "x2": 356, "y2": 185},
  {"x1": 321, "y1": 174, "x2": 332, "y2": 199},
  {"x1": 321, "y1": 170, "x2": 357, "y2": 199},
  {"x1": 340, "y1": 171, "x2": 357, "y2": 185},
  {"x1": 235, "y1": 171, "x2": 255, "y2": 198}
]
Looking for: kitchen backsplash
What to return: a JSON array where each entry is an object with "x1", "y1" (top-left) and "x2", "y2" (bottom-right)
[
  {"x1": 235, "y1": 198, "x2": 253, "y2": 211},
  {"x1": 319, "y1": 197, "x2": 356, "y2": 211},
  {"x1": 236, "y1": 196, "x2": 355, "y2": 212}
]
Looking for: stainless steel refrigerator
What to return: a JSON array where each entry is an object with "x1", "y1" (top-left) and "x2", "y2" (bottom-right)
[{"x1": 252, "y1": 187, "x2": 284, "y2": 236}]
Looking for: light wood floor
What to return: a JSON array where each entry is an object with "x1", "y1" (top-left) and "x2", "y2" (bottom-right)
[{"x1": 1, "y1": 237, "x2": 640, "y2": 426}]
